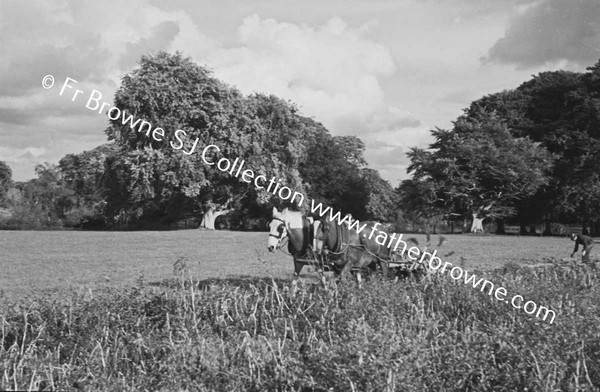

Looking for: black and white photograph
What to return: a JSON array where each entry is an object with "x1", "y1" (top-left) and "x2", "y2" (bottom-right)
[{"x1": 1, "y1": 0, "x2": 599, "y2": 390}]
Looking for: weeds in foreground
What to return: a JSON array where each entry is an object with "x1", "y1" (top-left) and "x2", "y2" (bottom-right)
[{"x1": 1, "y1": 261, "x2": 599, "y2": 391}]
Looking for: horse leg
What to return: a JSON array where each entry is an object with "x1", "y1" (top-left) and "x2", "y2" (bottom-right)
[
  {"x1": 318, "y1": 267, "x2": 327, "y2": 287},
  {"x1": 356, "y1": 270, "x2": 363, "y2": 289},
  {"x1": 337, "y1": 256, "x2": 354, "y2": 283},
  {"x1": 293, "y1": 257, "x2": 304, "y2": 278},
  {"x1": 291, "y1": 257, "x2": 304, "y2": 294},
  {"x1": 380, "y1": 260, "x2": 389, "y2": 278},
  {"x1": 314, "y1": 253, "x2": 327, "y2": 286},
  {"x1": 338, "y1": 250, "x2": 362, "y2": 286}
]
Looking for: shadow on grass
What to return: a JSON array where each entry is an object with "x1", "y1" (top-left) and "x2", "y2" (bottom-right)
[
  {"x1": 146, "y1": 268, "x2": 424, "y2": 294},
  {"x1": 147, "y1": 275, "x2": 296, "y2": 291}
]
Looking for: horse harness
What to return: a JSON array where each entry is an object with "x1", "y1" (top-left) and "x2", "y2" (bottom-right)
[
  {"x1": 320, "y1": 220, "x2": 401, "y2": 263},
  {"x1": 269, "y1": 217, "x2": 287, "y2": 240},
  {"x1": 270, "y1": 217, "x2": 292, "y2": 255}
]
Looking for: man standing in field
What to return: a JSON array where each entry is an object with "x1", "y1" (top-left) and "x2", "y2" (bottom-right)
[{"x1": 570, "y1": 232, "x2": 595, "y2": 264}]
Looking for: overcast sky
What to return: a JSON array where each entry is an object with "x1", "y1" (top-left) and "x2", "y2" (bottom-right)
[{"x1": 1, "y1": 0, "x2": 599, "y2": 185}]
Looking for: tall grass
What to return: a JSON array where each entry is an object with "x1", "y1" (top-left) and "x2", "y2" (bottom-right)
[{"x1": 1, "y1": 260, "x2": 599, "y2": 391}]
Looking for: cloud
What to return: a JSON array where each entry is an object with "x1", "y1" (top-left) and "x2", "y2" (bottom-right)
[
  {"x1": 364, "y1": 145, "x2": 412, "y2": 184},
  {"x1": 119, "y1": 21, "x2": 181, "y2": 70},
  {"x1": 0, "y1": 2, "x2": 424, "y2": 183},
  {"x1": 0, "y1": 0, "x2": 213, "y2": 179},
  {"x1": 0, "y1": 1, "x2": 113, "y2": 98},
  {"x1": 441, "y1": 88, "x2": 479, "y2": 104},
  {"x1": 334, "y1": 105, "x2": 420, "y2": 136},
  {"x1": 484, "y1": 0, "x2": 600, "y2": 67},
  {"x1": 201, "y1": 14, "x2": 411, "y2": 136},
  {"x1": 365, "y1": 145, "x2": 409, "y2": 167}
]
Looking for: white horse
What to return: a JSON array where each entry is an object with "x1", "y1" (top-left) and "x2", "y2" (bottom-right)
[{"x1": 267, "y1": 207, "x2": 324, "y2": 284}]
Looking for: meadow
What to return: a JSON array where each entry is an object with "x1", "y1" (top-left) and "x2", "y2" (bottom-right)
[{"x1": 1, "y1": 230, "x2": 599, "y2": 391}]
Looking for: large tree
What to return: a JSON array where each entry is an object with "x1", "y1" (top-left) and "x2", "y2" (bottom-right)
[
  {"x1": 406, "y1": 110, "x2": 554, "y2": 232},
  {"x1": 102, "y1": 52, "x2": 328, "y2": 228},
  {"x1": 464, "y1": 62, "x2": 600, "y2": 234}
]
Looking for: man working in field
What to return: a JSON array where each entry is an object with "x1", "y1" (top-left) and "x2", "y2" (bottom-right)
[{"x1": 570, "y1": 232, "x2": 595, "y2": 264}]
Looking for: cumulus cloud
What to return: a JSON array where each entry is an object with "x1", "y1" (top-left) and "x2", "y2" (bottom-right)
[
  {"x1": 364, "y1": 145, "x2": 412, "y2": 183},
  {"x1": 334, "y1": 106, "x2": 420, "y2": 136},
  {"x1": 201, "y1": 15, "x2": 414, "y2": 136},
  {"x1": 0, "y1": 1, "x2": 416, "y2": 181},
  {"x1": 0, "y1": 0, "x2": 214, "y2": 179},
  {"x1": 119, "y1": 21, "x2": 181, "y2": 70},
  {"x1": 484, "y1": 0, "x2": 600, "y2": 67}
]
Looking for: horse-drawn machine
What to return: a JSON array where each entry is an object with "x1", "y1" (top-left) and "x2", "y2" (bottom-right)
[{"x1": 267, "y1": 207, "x2": 433, "y2": 284}]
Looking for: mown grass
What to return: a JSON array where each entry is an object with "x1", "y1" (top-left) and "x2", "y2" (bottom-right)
[
  {"x1": 1, "y1": 258, "x2": 599, "y2": 391},
  {"x1": 0, "y1": 230, "x2": 584, "y2": 300}
]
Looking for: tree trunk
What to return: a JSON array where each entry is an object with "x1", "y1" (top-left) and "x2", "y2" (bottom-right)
[
  {"x1": 470, "y1": 213, "x2": 484, "y2": 233},
  {"x1": 529, "y1": 225, "x2": 537, "y2": 235},
  {"x1": 591, "y1": 220, "x2": 600, "y2": 237},
  {"x1": 582, "y1": 219, "x2": 590, "y2": 236},
  {"x1": 495, "y1": 219, "x2": 505, "y2": 235},
  {"x1": 520, "y1": 223, "x2": 528, "y2": 235},
  {"x1": 200, "y1": 207, "x2": 232, "y2": 230},
  {"x1": 543, "y1": 220, "x2": 552, "y2": 236}
]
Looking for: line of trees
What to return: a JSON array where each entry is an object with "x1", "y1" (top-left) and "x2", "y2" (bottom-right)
[{"x1": 2, "y1": 53, "x2": 600, "y2": 234}]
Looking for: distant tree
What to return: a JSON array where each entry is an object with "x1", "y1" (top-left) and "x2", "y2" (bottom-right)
[
  {"x1": 407, "y1": 110, "x2": 554, "y2": 233},
  {"x1": 32, "y1": 163, "x2": 75, "y2": 222},
  {"x1": 359, "y1": 168, "x2": 396, "y2": 222},
  {"x1": 59, "y1": 144, "x2": 116, "y2": 206},
  {"x1": 333, "y1": 135, "x2": 368, "y2": 167},
  {"x1": 0, "y1": 161, "x2": 12, "y2": 206},
  {"x1": 396, "y1": 177, "x2": 445, "y2": 231},
  {"x1": 299, "y1": 133, "x2": 368, "y2": 218},
  {"x1": 3, "y1": 163, "x2": 74, "y2": 228},
  {"x1": 58, "y1": 144, "x2": 117, "y2": 227}
]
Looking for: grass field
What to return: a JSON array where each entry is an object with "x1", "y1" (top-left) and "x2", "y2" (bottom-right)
[
  {"x1": 0, "y1": 230, "x2": 582, "y2": 298},
  {"x1": 1, "y1": 230, "x2": 599, "y2": 391}
]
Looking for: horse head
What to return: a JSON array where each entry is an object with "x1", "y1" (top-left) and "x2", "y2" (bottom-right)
[
  {"x1": 267, "y1": 207, "x2": 310, "y2": 254},
  {"x1": 268, "y1": 207, "x2": 288, "y2": 252}
]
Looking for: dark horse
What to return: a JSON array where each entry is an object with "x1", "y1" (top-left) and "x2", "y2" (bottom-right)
[
  {"x1": 317, "y1": 218, "x2": 426, "y2": 282},
  {"x1": 267, "y1": 207, "x2": 323, "y2": 283},
  {"x1": 315, "y1": 217, "x2": 387, "y2": 285}
]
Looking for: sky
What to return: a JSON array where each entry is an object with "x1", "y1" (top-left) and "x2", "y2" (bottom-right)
[{"x1": 1, "y1": 0, "x2": 599, "y2": 186}]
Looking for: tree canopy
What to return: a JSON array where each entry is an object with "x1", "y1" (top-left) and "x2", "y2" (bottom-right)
[
  {"x1": 405, "y1": 110, "x2": 553, "y2": 231},
  {"x1": 96, "y1": 51, "x2": 388, "y2": 227},
  {"x1": 402, "y1": 58, "x2": 600, "y2": 234},
  {"x1": 462, "y1": 60, "x2": 600, "y2": 233}
]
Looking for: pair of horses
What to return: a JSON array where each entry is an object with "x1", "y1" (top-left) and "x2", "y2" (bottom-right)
[{"x1": 267, "y1": 207, "x2": 417, "y2": 285}]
